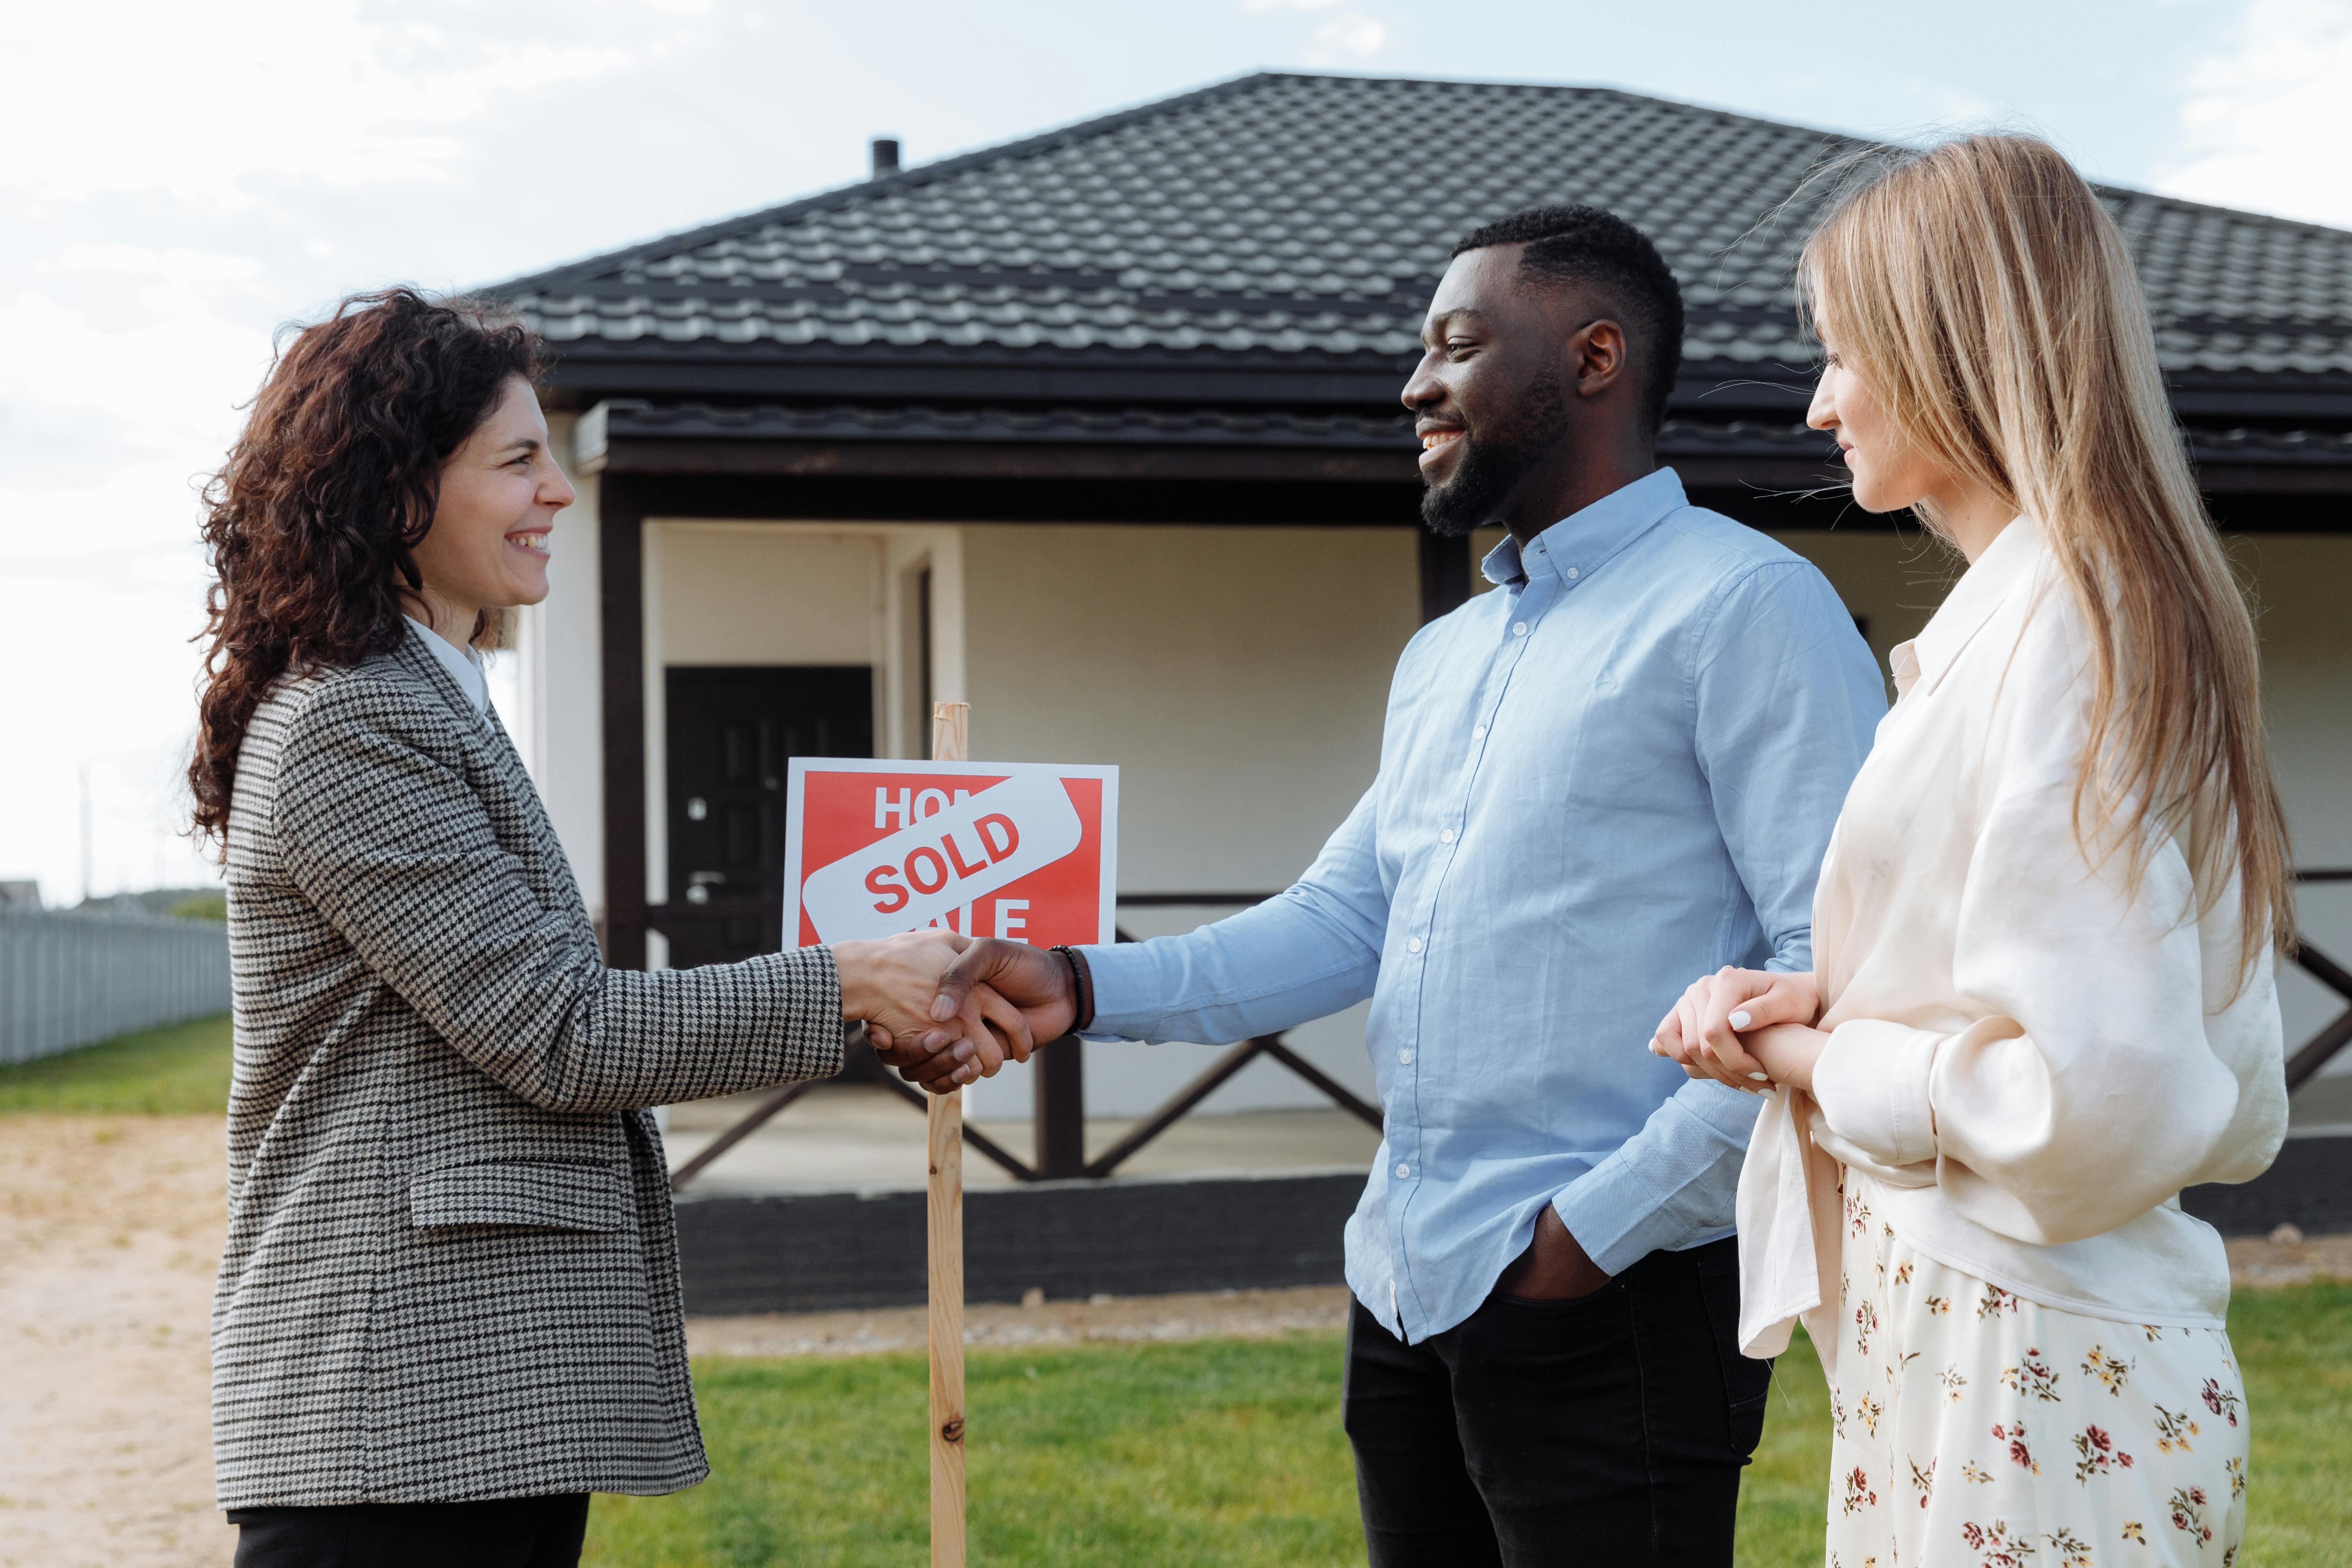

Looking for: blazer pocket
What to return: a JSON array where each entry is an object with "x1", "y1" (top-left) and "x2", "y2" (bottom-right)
[{"x1": 410, "y1": 1160, "x2": 630, "y2": 1233}]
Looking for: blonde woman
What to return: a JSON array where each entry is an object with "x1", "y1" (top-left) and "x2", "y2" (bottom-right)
[{"x1": 1653, "y1": 136, "x2": 2288, "y2": 1566}]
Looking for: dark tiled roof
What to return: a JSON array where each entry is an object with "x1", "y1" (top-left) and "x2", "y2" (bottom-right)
[
  {"x1": 2182, "y1": 425, "x2": 2352, "y2": 464},
  {"x1": 495, "y1": 72, "x2": 2352, "y2": 401},
  {"x1": 582, "y1": 399, "x2": 2352, "y2": 474}
]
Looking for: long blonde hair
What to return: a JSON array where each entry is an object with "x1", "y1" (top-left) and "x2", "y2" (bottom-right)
[{"x1": 1801, "y1": 134, "x2": 2291, "y2": 982}]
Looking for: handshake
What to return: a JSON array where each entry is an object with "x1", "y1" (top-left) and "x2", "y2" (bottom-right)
[
  {"x1": 832, "y1": 931, "x2": 1080, "y2": 1094},
  {"x1": 1647, "y1": 966, "x2": 1833, "y2": 1096}
]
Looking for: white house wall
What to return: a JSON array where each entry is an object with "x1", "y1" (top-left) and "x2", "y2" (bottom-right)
[
  {"x1": 506, "y1": 410, "x2": 605, "y2": 922},
  {"x1": 2233, "y1": 535, "x2": 2352, "y2": 1067}
]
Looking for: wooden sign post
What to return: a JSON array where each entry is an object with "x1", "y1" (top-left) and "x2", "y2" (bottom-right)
[
  {"x1": 775, "y1": 712, "x2": 1118, "y2": 1568},
  {"x1": 928, "y1": 700, "x2": 969, "y2": 1568}
]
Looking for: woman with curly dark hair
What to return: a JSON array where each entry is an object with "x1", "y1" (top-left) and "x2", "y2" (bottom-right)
[{"x1": 193, "y1": 289, "x2": 1016, "y2": 1567}]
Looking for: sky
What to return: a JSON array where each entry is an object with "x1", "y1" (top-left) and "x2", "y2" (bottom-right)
[{"x1": 3, "y1": 0, "x2": 2350, "y2": 905}]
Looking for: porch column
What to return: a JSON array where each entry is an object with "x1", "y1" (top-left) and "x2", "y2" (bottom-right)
[
  {"x1": 1418, "y1": 527, "x2": 1471, "y2": 624},
  {"x1": 1033, "y1": 1038, "x2": 1086, "y2": 1179},
  {"x1": 599, "y1": 478, "x2": 649, "y2": 970}
]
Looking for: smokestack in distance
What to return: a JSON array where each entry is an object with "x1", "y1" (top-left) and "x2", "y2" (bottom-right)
[{"x1": 870, "y1": 137, "x2": 901, "y2": 180}]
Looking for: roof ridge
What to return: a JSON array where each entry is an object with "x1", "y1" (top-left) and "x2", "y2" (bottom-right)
[
  {"x1": 1253, "y1": 69, "x2": 1880, "y2": 150},
  {"x1": 1253, "y1": 71, "x2": 2352, "y2": 242},
  {"x1": 483, "y1": 71, "x2": 1287, "y2": 296},
  {"x1": 484, "y1": 69, "x2": 2352, "y2": 302}
]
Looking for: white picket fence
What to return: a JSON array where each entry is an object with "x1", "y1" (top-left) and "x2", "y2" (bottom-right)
[{"x1": 0, "y1": 909, "x2": 232, "y2": 1065}]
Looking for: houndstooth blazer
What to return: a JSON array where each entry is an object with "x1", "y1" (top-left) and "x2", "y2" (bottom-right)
[{"x1": 213, "y1": 623, "x2": 843, "y2": 1509}]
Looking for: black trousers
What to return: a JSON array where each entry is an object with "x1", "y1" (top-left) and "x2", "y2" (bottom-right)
[
  {"x1": 1344, "y1": 1236, "x2": 1770, "y2": 1568},
  {"x1": 228, "y1": 1493, "x2": 589, "y2": 1568}
]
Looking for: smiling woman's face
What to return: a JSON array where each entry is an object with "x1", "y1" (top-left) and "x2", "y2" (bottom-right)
[
  {"x1": 408, "y1": 376, "x2": 575, "y2": 630},
  {"x1": 1806, "y1": 311, "x2": 1946, "y2": 516}
]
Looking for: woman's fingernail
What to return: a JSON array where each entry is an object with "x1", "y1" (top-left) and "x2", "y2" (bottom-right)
[
  {"x1": 1729, "y1": 1010, "x2": 1753, "y2": 1030},
  {"x1": 1748, "y1": 1071, "x2": 1771, "y2": 1082},
  {"x1": 1648, "y1": 1038, "x2": 1663, "y2": 1054}
]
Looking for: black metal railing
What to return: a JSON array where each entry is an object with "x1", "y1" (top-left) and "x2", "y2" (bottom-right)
[
  {"x1": 2288, "y1": 869, "x2": 2352, "y2": 1091},
  {"x1": 671, "y1": 870, "x2": 2352, "y2": 1192}
]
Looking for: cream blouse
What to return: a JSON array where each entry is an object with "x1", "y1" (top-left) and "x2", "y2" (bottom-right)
[{"x1": 1736, "y1": 518, "x2": 2286, "y2": 1370}]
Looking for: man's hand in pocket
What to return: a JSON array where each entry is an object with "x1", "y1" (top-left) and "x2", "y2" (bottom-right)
[{"x1": 1496, "y1": 1206, "x2": 1611, "y2": 1301}]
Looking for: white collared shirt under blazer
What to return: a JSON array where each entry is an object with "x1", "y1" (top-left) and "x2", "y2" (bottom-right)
[
  {"x1": 214, "y1": 624, "x2": 844, "y2": 1508},
  {"x1": 1737, "y1": 517, "x2": 2286, "y2": 1369}
]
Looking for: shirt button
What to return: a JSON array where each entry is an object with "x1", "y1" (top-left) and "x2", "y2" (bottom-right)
[
  {"x1": 1407, "y1": 936, "x2": 1423, "y2": 953},
  {"x1": 1512, "y1": 622, "x2": 1528, "y2": 636},
  {"x1": 1473, "y1": 724, "x2": 1486, "y2": 740},
  {"x1": 1566, "y1": 566, "x2": 1579, "y2": 580},
  {"x1": 1399, "y1": 1049, "x2": 1413, "y2": 1065},
  {"x1": 1440, "y1": 827, "x2": 1456, "y2": 844},
  {"x1": 1396, "y1": 1162, "x2": 1411, "y2": 1179}
]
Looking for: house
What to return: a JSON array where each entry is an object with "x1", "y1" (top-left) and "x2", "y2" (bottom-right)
[{"x1": 484, "y1": 71, "x2": 2352, "y2": 1127}]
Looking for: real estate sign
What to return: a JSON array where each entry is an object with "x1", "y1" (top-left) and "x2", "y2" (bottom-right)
[{"x1": 783, "y1": 759, "x2": 1118, "y2": 948}]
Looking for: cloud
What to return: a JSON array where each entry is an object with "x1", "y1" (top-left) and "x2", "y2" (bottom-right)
[
  {"x1": 1310, "y1": 16, "x2": 1389, "y2": 59},
  {"x1": 2160, "y1": 0, "x2": 2352, "y2": 226},
  {"x1": 0, "y1": 0, "x2": 670, "y2": 211},
  {"x1": 1240, "y1": 0, "x2": 1387, "y2": 62}
]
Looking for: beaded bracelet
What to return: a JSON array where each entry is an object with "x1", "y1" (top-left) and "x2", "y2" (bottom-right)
[{"x1": 1049, "y1": 944, "x2": 1095, "y2": 1033}]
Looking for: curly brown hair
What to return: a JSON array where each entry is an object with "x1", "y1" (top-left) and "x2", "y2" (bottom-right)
[{"x1": 189, "y1": 287, "x2": 543, "y2": 852}]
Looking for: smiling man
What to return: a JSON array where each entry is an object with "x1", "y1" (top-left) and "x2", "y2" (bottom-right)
[{"x1": 897, "y1": 207, "x2": 1886, "y2": 1565}]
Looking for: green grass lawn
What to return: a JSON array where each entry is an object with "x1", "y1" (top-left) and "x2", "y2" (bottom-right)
[
  {"x1": 0, "y1": 1012, "x2": 232, "y2": 1115},
  {"x1": 589, "y1": 1283, "x2": 2352, "y2": 1568},
  {"x1": 2230, "y1": 1281, "x2": 2352, "y2": 1566}
]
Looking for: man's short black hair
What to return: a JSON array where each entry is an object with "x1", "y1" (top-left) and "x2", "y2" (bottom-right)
[{"x1": 1451, "y1": 205, "x2": 1685, "y2": 439}]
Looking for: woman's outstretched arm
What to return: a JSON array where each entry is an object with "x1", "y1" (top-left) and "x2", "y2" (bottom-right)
[{"x1": 273, "y1": 674, "x2": 970, "y2": 1111}]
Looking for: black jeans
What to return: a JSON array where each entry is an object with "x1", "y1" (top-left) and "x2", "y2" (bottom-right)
[
  {"x1": 228, "y1": 1494, "x2": 589, "y2": 1568},
  {"x1": 1344, "y1": 1237, "x2": 1770, "y2": 1568}
]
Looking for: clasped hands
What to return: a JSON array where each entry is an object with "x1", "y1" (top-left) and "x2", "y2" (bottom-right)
[
  {"x1": 836, "y1": 934, "x2": 1074, "y2": 1094},
  {"x1": 1649, "y1": 966, "x2": 1831, "y2": 1096}
]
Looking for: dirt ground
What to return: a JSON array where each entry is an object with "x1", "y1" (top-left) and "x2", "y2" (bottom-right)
[
  {"x1": 686, "y1": 1283, "x2": 1357, "y2": 1358},
  {"x1": 0, "y1": 1116, "x2": 232, "y2": 1568},
  {"x1": 4, "y1": 1112, "x2": 2348, "y2": 1566}
]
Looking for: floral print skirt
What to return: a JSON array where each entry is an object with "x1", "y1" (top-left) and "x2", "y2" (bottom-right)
[{"x1": 1823, "y1": 1180, "x2": 2248, "y2": 1568}]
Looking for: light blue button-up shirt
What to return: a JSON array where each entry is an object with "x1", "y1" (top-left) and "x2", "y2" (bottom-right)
[{"x1": 1082, "y1": 468, "x2": 1886, "y2": 1342}]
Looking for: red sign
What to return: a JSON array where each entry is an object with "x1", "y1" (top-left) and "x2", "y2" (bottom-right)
[{"x1": 783, "y1": 759, "x2": 1118, "y2": 948}]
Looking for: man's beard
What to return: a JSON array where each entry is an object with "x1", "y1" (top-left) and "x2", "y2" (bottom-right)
[{"x1": 1419, "y1": 370, "x2": 1570, "y2": 537}]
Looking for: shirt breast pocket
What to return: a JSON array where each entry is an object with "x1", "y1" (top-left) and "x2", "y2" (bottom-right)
[{"x1": 409, "y1": 1160, "x2": 630, "y2": 1233}]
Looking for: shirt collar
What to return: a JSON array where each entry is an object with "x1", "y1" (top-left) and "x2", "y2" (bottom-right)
[
  {"x1": 1890, "y1": 516, "x2": 2043, "y2": 698},
  {"x1": 403, "y1": 616, "x2": 490, "y2": 713},
  {"x1": 1478, "y1": 467, "x2": 1687, "y2": 590}
]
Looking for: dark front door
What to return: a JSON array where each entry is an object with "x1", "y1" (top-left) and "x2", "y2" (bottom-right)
[{"x1": 662, "y1": 666, "x2": 872, "y2": 969}]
